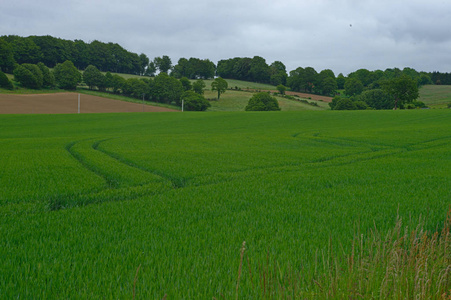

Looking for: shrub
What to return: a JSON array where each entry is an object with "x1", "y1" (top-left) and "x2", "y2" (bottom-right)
[
  {"x1": 54, "y1": 60, "x2": 81, "y2": 90},
  {"x1": 13, "y1": 65, "x2": 40, "y2": 89},
  {"x1": 181, "y1": 90, "x2": 211, "y2": 111},
  {"x1": 0, "y1": 70, "x2": 13, "y2": 90},
  {"x1": 245, "y1": 92, "x2": 280, "y2": 111},
  {"x1": 334, "y1": 98, "x2": 357, "y2": 110}
]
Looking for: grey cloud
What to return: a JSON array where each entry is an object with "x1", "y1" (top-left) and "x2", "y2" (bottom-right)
[{"x1": 1, "y1": 0, "x2": 451, "y2": 74}]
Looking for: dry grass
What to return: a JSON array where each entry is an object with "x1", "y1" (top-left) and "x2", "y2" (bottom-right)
[{"x1": 233, "y1": 208, "x2": 451, "y2": 299}]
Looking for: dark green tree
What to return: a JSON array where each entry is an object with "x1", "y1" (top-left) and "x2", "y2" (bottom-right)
[
  {"x1": 145, "y1": 61, "x2": 157, "y2": 77},
  {"x1": 111, "y1": 74, "x2": 126, "y2": 94},
  {"x1": 270, "y1": 61, "x2": 288, "y2": 85},
  {"x1": 192, "y1": 79, "x2": 206, "y2": 95},
  {"x1": 180, "y1": 77, "x2": 192, "y2": 91},
  {"x1": 249, "y1": 56, "x2": 270, "y2": 83},
  {"x1": 381, "y1": 75, "x2": 419, "y2": 110},
  {"x1": 0, "y1": 38, "x2": 16, "y2": 73},
  {"x1": 0, "y1": 70, "x2": 13, "y2": 89},
  {"x1": 104, "y1": 72, "x2": 114, "y2": 91},
  {"x1": 245, "y1": 92, "x2": 280, "y2": 111},
  {"x1": 336, "y1": 73, "x2": 346, "y2": 90},
  {"x1": 83, "y1": 65, "x2": 104, "y2": 90},
  {"x1": 14, "y1": 65, "x2": 40, "y2": 89},
  {"x1": 344, "y1": 78, "x2": 364, "y2": 96},
  {"x1": 181, "y1": 91, "x2": 211, "y2": 111},
  {"x1": 122, "y1": 78, "x2": 149, "y2": 98},
  {"x1": 22, "y1": 63, "x2": 43, "y2": 88},
  {"x1": 154, "y1": 55, "x2": 172, "y2": 73},
  {"x1": 358, "y1": 89, "x2": 393, "y2": 109},
  {"x1": 139, "y1": 53, "x2": 150, "y2": 76},
  {"x1": 232, "y1": 58, "x2": 252, "y2": 81},
  {"x1": 53, "y1": 60, "x2": 81, "y2": 90},
  {"x1": 211, "y1": 77, "x2": 228, "y2": 99},
  {"x1": 151, "y1": 72, "x2": 183, "y2": 104},
  {"x1": 276, "y1": 84, "x2": 286, "y2": 95},
  {"x1": 320, "y1": 77, "x2": 338, "y2": 96},
  {"x1": 37, "y1": 62, "x2": 55, "y2": 88},
  {"x1": 10, "y1": 37, "x2": 42, "y2": 64},
  {"x1": 334, "y1": 98, "x2": 357, "y2": 110}
]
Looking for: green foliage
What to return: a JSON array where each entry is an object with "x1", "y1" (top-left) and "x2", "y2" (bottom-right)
[
  {"x1": 381, "y1": 75, "x2": 419, "y2": 109},
  {"x1": 354, "y1": 100, "x2": 368, "y2": 110},
  {"x1": 13, "y1": 65, "x2": 40, "y2": 89},
  {"x1": 152, "y1": 72, "x2": 183, "y2": 104},
  {"x1": 0, "y1": 70, "x2": 13, "y2": 89},
  {"x1": 83, "y1": 65, "x2": 105, "y2": 90},
  {"x1": 192, "y1": 79, "x2": 206, "y2": 95},
  {"x1": 103, "y1": 72, "x2": 113, "y2": 90},
  {"x1": 344, "y1": 77, "x2": 364, "y2": 96},
  {"x1": 319, "y1": 76, "x2": 337, "y2": 96},
  {"x1": 111, "y1": 74, "x2": 126, "y2": 94},
  {"x1": 211, "y1": 77, "x2": 228, "y2": 99},
  {"x1": 0, "y1": 38, "x2": 16, "y2": 73},
  {"x1": 181, "y1": 90, "x2": 211, "y2": 111},
  {"x1": 269, "y1": 61, "x2": 287, "y2": 86},
  {"x1": 53, "y1": 60, "x2": 81, "y2": 90},
  {"x1": 245, "y1": 92, "x2": 280, "y2": 111},
  {"x1": 336, "y1": 73, "x2": 346, "y2": 89},
  {"x1": 37, "y1": 62, "x2": 55, "y2": 88},
  {"x1": 276, "y1": 84, "x2": 286, "y2": 95},
  {"x1": 172, "y1": 58, "x2": 215, "y2": 79},
  {"x1": 179, "y1": 77, "x2": 192, "y2": 91},
  {"x1": 122, "y1": 78, "x2": 149, "y2": 99},
  {"x1": 154, "y1": 55, "x2": 172, "y2": 73},
  {"x1": 358, "y1": 89, "x2": 394, "y2": 109},
  {"x1": 334, "y1": 98, "x2": 357, "y2": 110}
]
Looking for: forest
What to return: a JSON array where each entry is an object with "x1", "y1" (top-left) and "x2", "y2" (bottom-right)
[{"x1": 1, "y1": 34, "x2": 450, "y2": 110}]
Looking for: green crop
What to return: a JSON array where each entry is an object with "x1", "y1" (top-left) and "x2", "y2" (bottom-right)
[{"x1": 0, "y1": 110, "x2": 449, "y2": 298}]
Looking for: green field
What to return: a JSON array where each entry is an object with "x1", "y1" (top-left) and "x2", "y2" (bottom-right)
[
  {"x1": 0, "y1": 110, "x2": 449, "y2": 298},
  {"x1": 204, "y1": 90, "x2": 328, "y2": 111},
  {"x1": 419, "y1": 84, "x2": 451, "y2": 108}
]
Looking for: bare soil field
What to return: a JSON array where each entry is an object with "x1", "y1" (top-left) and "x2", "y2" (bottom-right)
[{"x1": 0, "y1": 93, "x2": 178, "y2": 114}]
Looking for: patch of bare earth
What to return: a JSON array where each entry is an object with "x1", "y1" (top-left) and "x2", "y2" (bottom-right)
[{"x1": 0, "y1": 93, "x2": 178, "y2": 114}]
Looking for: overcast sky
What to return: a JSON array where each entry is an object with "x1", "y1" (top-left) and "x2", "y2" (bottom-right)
[{"x1": 1, "y1": 0, "x2": 451, "y2": 75}]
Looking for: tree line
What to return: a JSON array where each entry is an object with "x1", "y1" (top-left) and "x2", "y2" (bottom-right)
[
  {"x1": 0, "y1": 35, "x2": 156, "y2": 75},
  {"x1": 2, "y1": 34, "x2": 450, "y2": 111}
]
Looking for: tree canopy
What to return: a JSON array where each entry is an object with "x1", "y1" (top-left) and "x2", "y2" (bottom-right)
[
  {"x1": 381, "y1": 75, "x2": 419, "y2": 109},
  {"x1": 53, "y1": 60, "x2": 81, "y2": 90},
  {"x1": 211, "y1": 77, "x2": 228, "y2": 100},
  {"x1": 181, "y1": 90, "x2": 211, "y2": 111},
  {"x1": 245, "y1": 92, "x2": 280, "y2": 111}
]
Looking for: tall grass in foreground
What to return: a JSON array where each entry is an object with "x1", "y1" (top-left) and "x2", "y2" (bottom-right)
[{"x1": 232, "y1": 208, "x2": 451, "y2": 299}]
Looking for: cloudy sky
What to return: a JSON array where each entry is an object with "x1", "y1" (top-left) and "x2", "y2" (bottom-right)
[{"x1": 1, "y1": 0, "x2": 451, "y2": 75}]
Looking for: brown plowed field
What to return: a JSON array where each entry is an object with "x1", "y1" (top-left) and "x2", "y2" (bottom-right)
[{"x1": 0, "y1": 93, "x2": 178, "y2": 114}]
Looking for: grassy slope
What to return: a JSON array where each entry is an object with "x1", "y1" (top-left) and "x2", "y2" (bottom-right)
[
  {"x1": 0, "y1": 110, "x2": 450, "y2": 298},
  {"x1": 204, "y1": 90, "x2": 328, "y2": 111},
  {"x1": 418, "y1": 84, "x2": 451, "y2": 108}
]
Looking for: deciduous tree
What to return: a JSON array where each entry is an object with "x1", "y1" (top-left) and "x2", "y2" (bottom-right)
[
  {"x1": 0, "y1": 70, "x2": 13, "y2": 89},
  {"x1": 211, "y1": 77, "x2": 228, "y2": 100},
  {"x1": 344, "y1": 78, "x2": 364, "y2": 96},
  {"x1": 245, "y1": 92, "x2": 280, "y2": 111},
  {"x1": 83, "y1": 65, "x2": 104, "y2": 90},
  {"x1": 381, "y1": 75, "x2": 419, "y2": 110},
  {"x1": 53, "y1": 60, "x2": 81, "y2": 90},
  {"x1": 154, "y1": 55, "x2": 172, "y2": 73},
  {"x1": 181, "y1": 90, "x2": 210, "y2": 111},
  {"x1": 193, "y1": 79, "x2": 206, "y2": 95}
]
